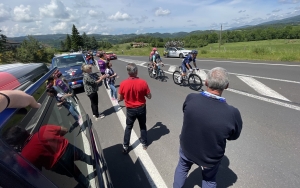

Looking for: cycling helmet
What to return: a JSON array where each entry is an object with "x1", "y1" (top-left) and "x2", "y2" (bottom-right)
[
  {"x1": 152, "y1": 47, "x2": 157, "y2": 51},
  {"x1": 191, "y1": 50, "x2": 198, "y2": 54}
]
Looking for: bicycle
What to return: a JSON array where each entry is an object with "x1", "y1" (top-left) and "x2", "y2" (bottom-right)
[
  {"x1": 172, "y1": 67, "x2": 203, "y2": 91},
  {"x1": 147, "y1": 60, "x2": 165, "y2": 81}
]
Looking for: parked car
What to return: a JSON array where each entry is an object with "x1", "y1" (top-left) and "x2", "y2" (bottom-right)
[
  {"x1": 105, "y1": 52, "x2": 117, "y2": 60},
  {"x1": 51, "y1": 52, "x2": 87, "y2": 89},
  {"x1": 0, "y1": 67, "x2": 113, "y2": 188},
  {"x1": 164, "y1": 47, "x2": 191, "y2": 58}
]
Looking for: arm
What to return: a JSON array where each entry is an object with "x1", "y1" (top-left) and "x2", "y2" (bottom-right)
[
  {"x1": 227, "y1": 109, "x2": 243, "y2": 140},
  {"x1": 144, "y1": 82, "x2": 151, "y2": 99},
  {"x1": 60, "y1": 126, "x2": 68, "y2": 136},
  {"x1": 0, "y1": 90, "x2": 41, "y2": 113},
  {"x1": 118, "y1": 93, "x2": 124, "y2": 101}
]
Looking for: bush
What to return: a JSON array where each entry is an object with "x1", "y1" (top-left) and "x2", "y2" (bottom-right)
[
  {"x1": 126, "y1": 45, "x2": 131, "y2": 50},
  {"x1": 280, "y1": 55, "x2": 296, "y2": 62},
  {"x1": 252, "y1": 47, "x2": 270, "y2": 55},
  {"x1": 201, "y1": 49, "x2": 208, "y2": 54}
]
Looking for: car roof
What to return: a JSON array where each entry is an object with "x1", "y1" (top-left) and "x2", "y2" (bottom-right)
[{"x1": 54, "y1": 52, "x2": 83, "y2": 57}]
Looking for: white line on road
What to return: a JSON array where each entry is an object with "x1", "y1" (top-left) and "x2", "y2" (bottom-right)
[
  {"x1": 198, "y1": 59, "x2": 300, "y2": 67},
  {"x1": 105, "y1": 93, "x2": 168, "y2": 188},
  {"x1": 237, "y1": 76, "x2": 290, "y2": 101},
  {"x1": 96, "y1": 62, "x2": 168, "y2": 188},
  {"x1": 118, "y1": 58, "x2": 300, "y2": 111},
  {"x1": 168, "y1": 66, "x2": 176, "y2": 73}
]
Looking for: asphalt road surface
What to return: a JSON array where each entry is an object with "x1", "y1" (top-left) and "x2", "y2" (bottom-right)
[{"x1": 75, "y1": 56, "x2": 300, "y2": 188}]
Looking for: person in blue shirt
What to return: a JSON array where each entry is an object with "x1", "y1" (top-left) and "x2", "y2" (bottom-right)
[{"x1": 178, "y1": 50, "x2": 199, "y2": 83}]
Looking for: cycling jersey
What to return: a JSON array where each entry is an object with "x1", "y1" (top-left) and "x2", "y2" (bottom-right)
[{"x1": 181, "y1": 54, "x2": 195, "y2": 73}]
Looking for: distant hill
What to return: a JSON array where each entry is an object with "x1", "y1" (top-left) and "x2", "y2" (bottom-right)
[
  {"x1": 7, "y1": 14, "x2": 300, "y2": 48},
  {"x1": 229, "y1": 14, "x2": 300, "y2": 30}
]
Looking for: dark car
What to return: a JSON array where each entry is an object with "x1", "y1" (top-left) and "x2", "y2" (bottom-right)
[
  {"x1": 0, "y1": 66, "x2": 113, "y2": 188},
  {"x1": 51, "y1": 53, "x2": 87, "y2": 89}
]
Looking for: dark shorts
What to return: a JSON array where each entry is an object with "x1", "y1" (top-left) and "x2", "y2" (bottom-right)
[{"x1": 181, "y1": 64, "x2": 192, "y2": 73}]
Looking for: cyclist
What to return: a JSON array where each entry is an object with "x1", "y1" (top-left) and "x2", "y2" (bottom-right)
[
  {"x1": 151, "y1": 48, "x2": 158, "y2": 74},
  {"x1": 178, "y1": 50, "x2": 199, "y2": 83}
]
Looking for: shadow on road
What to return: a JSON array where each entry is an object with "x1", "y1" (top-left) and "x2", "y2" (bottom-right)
[
  {"x1": 147, "y1": 122, "x2": 170, "y2": 146},
  {"x1": 184, "y1": 155, "x2": 237, "y2": 188},
  {"x1": 103, "y1": 144, "x2": 152, "y2": 188}
]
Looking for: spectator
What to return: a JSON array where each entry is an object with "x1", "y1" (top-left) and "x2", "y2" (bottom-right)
[
  {"x1": 173, "y1": 67, "x2": 243, "y2": 188},
  {"x1": 0, "y1": 90, "x2": 41, "y2": 113},
  {"x1": 86, "y1": 54, "x2": 94, "y2": 65},
  {"x1": 97, "y1": 53, "x2": 109, "y2": 89},
  {"x1": 46, "y1": 87, "x2": 82, "y2": 124},
  {"x1": 4, "y1": 125, "x2": 93, "y2": 188},
  {"x1": 105, "y1": 61, "x2": 118, "y2": 101},
  {"x1": 81, "y1": 64, "x2": 106, "y2": 120},
  {"x1": 118, "y1": 63, "x2": 152, "y2": 154}
]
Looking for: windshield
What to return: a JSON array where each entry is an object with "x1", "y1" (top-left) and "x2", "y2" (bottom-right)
[
  {"x1": 53, "y1": 54, "x2": 85, "y2": 68},
  {"x1": 177, "y1": 47, "x2": 185, "y2": 50}
]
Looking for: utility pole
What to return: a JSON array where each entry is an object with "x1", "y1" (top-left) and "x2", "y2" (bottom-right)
[{"x1": 219, "y1": 24, "x2": 222, "y2": 51}]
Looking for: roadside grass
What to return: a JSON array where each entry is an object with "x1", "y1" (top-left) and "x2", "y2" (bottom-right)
[{"x1": 112, "y1": 39, "x2": 300, "y2": 62}]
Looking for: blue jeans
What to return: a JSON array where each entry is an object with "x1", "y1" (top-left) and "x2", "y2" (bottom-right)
[
  {"x1": 63, "y1": 102, "x2": 79, "y2": 121},
  {"x1": 123, "y1": 105, "x2": 147, "y2": 147},
  {"x1": 173, "y1": 147, "x2": 220, "y2": 188},
  {"x1": 108, "y1": 83, "x2": 117, "y2": 99}
]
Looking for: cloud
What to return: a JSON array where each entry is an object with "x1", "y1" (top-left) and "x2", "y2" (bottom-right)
[
  {"x1": 272, "y1": 9, "x2": 281, "y2": 12},
  {"x1": 135, "y1": 16, "x2": 148, "y2": 24},
  {"x1": 187, "y1": 20, "x2": 192, "y2": 22},
  {"x1": 278, "y1": 0, "x2": 300, "y2": 3},
  {"x1": 13, "y1": 5, "x2": 36, "y2": 22},
  {"x1": 108, "y1": 11, "x2": 131, "y2": 21},
  {"x1": 89, "y1": 10, "x2": 98, "y2": 17},
  {"x1": 73, "y1": 0, "x2": 94, "y2": 8},
  {"x1": 50, "y1": 22, "x2": 69, "y2": 33},
  {"x1": 0, "y1": 4, "x2": 11, "y2": 22},
  {"x1": 155, "y1": 7, "x2": 170, "y2": 16},
  {"x1": 39, "y1": 0, "x2": 70, "y2": 19},
  {"x1": 238, "y1": 10, "x2": 246, "y2": 13}
]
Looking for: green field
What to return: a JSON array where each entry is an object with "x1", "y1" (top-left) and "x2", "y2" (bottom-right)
[{"x1": 112, "y1": 39, "x2": 300, "y2": 62}]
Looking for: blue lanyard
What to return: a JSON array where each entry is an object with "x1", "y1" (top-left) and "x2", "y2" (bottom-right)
[{"x1": 201, "y1": 91, "x2": 226, "y2": 103}]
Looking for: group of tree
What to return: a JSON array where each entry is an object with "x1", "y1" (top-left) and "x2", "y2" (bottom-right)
[
  {"x1": 60, "y1": 25, "x2": 113, "y2": 51},
  {"x1": 120, "y1": 25, "x2": 300, "y2": 48}
]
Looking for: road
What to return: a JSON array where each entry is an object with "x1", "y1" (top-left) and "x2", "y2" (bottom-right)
[{"x1": 75, "y1": 56, "x2": 300, "y2": 188}]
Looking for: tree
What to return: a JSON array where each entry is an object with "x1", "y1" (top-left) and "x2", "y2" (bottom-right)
[
  {"x1": 71, "y1": 24, "x2": 80, "y2": 51},
  {"x1": 16, "y1": 36, "x2": 45, "y2": 62},
  {"x1": 90, "y1": 36, "x2": 98, "y2": 50},
  {"x1": 0, "y1": 30, "x2": 7, "y2": 53},
  {"x1": 65, "y1": 34, "x2": 71, "y2": 51},
  {"x1": 82, "y1": 32, "x2": 89, "y2": 50},
  {"x1": 60, "y1": 41, "x2": 65, "y2": 51}
]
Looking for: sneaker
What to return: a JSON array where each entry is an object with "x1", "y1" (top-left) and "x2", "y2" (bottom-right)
[
  {"x1": 152, "y1": 70, "x2": 156, "y2": 74},
  {"x1": 122, "y1": 145, "x2": 129, "y2": 154},
  {"x1": 111, "y1": 97, "x2": 115, "y2": 101},
  {"x1": 177, "y1": 76, "x2": 182, "y2": 83},
  {"x1": 139, "y1": 138, "x2": 148, "y2": 150},
  {"x1": 99, "y1": 114, "x2": 105, "y2": 119},
  {"x1": 93, "y1": 115, "x2": 96, "y2": 118}
]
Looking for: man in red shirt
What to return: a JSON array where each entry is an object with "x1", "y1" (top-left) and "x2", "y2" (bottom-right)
[
  {"x1": 118, "y1": 63, "x2": 152, "y2": 154},
  {"x1": 4, "y1": 125, "x2": 93, "y2": 188}
]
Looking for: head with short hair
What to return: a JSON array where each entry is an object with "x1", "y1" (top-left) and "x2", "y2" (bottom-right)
[
  {"x1": 81, "y1": 64, "x2": 92, "y2": 73},
  {"x1": 4, "y1": 126, "x2": 30, "y2": 150},
  {"x1": 99, "y1": 53, "x2": 105, "y2": 58},
  {"x1": 46, "y1": 87, "x2": 57, "y2": 97},
  {"x1": 206, "y1": 67, "x2": 229, "y2": 91},
  {"x1": 126, "y1": 63, "x2": 138, "y2": 77}
]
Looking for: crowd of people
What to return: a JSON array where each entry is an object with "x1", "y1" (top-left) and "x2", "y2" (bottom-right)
[{"x1": 0, "y1": 49, "x2": 243, "y2": 188}]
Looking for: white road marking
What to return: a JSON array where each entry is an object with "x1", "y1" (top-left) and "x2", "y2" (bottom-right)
[
  {"x1": 117, "y1": 58, "x2": 300, "y2": 111},
  {"x1": 168, "y1": 66, "x2": 176, "y2": 73},
  {"x1": 97, "y1": 62, "x2": 167, "y2": 188},
  {"x1": 198, "y1": 59, "x2": 300, "y2": 67},
  {"x1": 237, "y1": 76, "x2": 290, "y2": 101},
  {"x1": 228, "y1": 88, "x2": 300, "y2": 111},
  {"x1": 106, "y1": 92, "x2": 168, "y2": 188}
]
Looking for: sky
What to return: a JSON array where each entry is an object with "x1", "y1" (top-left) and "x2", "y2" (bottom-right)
[{"x1": 1, "y1": 0, "x2": 300, "y2": 37}]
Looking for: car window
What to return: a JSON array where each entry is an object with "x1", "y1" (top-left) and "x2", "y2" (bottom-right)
[
  {"x1": 0, "y1": 80, "x2": 97, "y2": 188},
  {"x1": 53, "y1": 54, "x2": 85, "y2": 68}
]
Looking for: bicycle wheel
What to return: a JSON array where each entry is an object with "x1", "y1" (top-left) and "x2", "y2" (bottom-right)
[
  {"x1": 188, "y1": 74, "x2": 203, "y2": 91},
  {"x1": 160, "y1": 70, "x2": 165, "y2": 82},
  {"x1": 173, "y1": 71, "x2": 182, "y2": 85},
  {"x1": 148, "y1": 66, "x2": 154, "y2": 78}
]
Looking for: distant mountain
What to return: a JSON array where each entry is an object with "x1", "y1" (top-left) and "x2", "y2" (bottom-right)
[
  {"x1": 228, "y1": 14, "x2": 300, "y2": 30},
  {"x1": 7, "y1": 14, "x2": 300, "y2": 48}
]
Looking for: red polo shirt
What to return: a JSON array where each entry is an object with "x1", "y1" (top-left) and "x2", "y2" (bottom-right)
[
  {"x1": 21, "y1": 125, "x2": 68, "y2": 170},
  {"x1": 119, "y1": 77, "x2": 151, "y2": 108}
]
